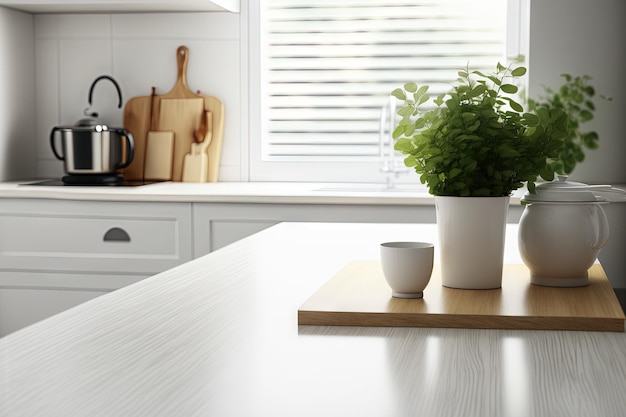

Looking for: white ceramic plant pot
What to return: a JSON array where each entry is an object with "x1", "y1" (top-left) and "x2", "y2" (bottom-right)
[
  {"x1": 435, "y1": 196, "x2": 510, "y2": 289},
  {"x1": 518, "y1": 177, "x2": 613, "y2": 287}
]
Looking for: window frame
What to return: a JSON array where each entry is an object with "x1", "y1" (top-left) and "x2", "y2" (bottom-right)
[{"x1": 246, "y1": 0, "x2": 529, "y2": 183}]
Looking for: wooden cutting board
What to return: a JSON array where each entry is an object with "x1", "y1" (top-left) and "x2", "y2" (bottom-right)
[
  {"x1": 158, "y1": 98, "x2": 204, "y2": 182},
  {"x1": 123, "y1": 46, "x2": 224, "y2": 182},
  {"x1": 298, "y1": 261, "x2": 626, "y2": 332},
  {"x1": 123, "y1": 95, "x2": 152, "y2": 180},
  {"x1": 144, "y1": 131, "x2": 175, "y2": 181}
]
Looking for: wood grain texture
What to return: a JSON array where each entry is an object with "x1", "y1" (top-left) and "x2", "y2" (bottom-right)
[
  {"x1": 158, "y1": 98, "x2": 204, "y2": 181},
  {"x1": 122, "y1": 46, "x2": 225, "y2": 182},
  {"x1": 122, "y1": 95, "x2": 151, "y2": 180},
  {"x1": 143, "y1": 131, "x2": 174, "y2": 180},
  {"x1": 299, "y1": 262, "x2": 625, "y2": 331},
  {"x1": 2, "y1": 222, "x2": 625, "y2": 417}
]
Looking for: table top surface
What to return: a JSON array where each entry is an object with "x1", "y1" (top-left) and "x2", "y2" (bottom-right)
[{"x1": 1, "y1": 222, "x2": 625, "y2": 417}]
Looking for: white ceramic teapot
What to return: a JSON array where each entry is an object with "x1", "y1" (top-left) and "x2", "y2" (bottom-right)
[{"x1": 518, "y1": 176, "x2": 625, "y2": 287}]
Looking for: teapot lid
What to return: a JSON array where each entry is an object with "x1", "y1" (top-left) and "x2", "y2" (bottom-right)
[{"x1": 522, "y1": 176, "x2": 606, "y2": 203}]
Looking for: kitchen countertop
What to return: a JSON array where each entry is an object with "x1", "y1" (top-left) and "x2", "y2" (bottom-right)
[
  {"x1": 1, "y1": 222, "x2": 625, "y2": 417},
  {"x1": 0, "y1": 180, "x2": 528, "y2": 205}
]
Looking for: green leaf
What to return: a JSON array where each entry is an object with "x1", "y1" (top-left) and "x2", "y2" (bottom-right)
[
  {"x1": 404, "y1": 82, "x2": 418, "y2": 93},
  {"x1": 448, "y1": 168, "x2": 463, "y2": 179},
  {"x1": 486, "y1": 75, "x2": 501, "y2": 86},
  {"x1": 522, "y1": 113, "x2": 539, "y2": 126},
  {"x1": 579, "y1": 109, "x2": 593, "y2": 122},
  {"x1": 417, "y1": 93, "x2": 429, "y2": 106},
  {"x1": 397, "y1": 105, "x2": 414, "y2": 117},
  {"x1": 391, "y1": 88, "x2": 406, "y2": 101},
  {"x1": 501, "y1": 84, "x2": 518, "y2": 94},
  {"x1": 547, "y1": 139, "x2": 564, "y2": 151},
  {"x1": 467, "y1": 84, "x2": 487, "y2": 98},
  {"x1": 474, "y1": 188, "x2": 491, "y2": 197},
  {"x1": 511, "y1": 66, "x2": 527, "y2": 76},
  {"x1": 404, "y1": 156, "x2": 418, "y2": 167},
  {"x1": 392, "y1": 125, "x2": 406, "y2": 139},
  {"x1": 416, "y1": 85, "x2": 429, "y2": 99},
  {"x1": 508, "y1": 98, "x2": 524, "y2": 112},
  {"x1": 499, "y1": 148, "x2": 521, "y2": 158},
  {"x1": 539, "y1": 165, "x2": 555, "y2": 181}
]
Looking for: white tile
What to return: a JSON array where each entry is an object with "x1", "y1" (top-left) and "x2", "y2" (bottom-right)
[
  {"x1": 58, "y1": 40, "x2": 119, "y2": 126},
  {"x1": 35, "y1": 39, "x2": 60, "y2": 159},
  {"x1": 35, "y1": 14, "x2": 111, "y2": 38},
  {"x1": 111, "y1": 39, "x2": 240, "y2": 116},
  {"x1": 38, "y1": 158, "x2": 65, "y2": 179},
  {"x1": 216, "y1": 165, "x2": 241, "y2": 182},
  {"x1": 113, "y1": 40, "x2": 184, "y2": 97}
]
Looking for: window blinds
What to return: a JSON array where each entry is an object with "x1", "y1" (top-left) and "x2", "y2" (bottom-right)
[{"x1": 262, "y1": 0, "x2": 507, "y2": 161}]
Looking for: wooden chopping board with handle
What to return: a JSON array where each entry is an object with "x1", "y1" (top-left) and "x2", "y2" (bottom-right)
[{"x1": 123, "y1": 46, "x2": 225, "y2": 182}]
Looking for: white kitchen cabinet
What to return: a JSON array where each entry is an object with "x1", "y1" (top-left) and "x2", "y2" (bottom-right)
[
  {"x1": 0, "y1": 0, "x2": 239, "y2": 13},
  {"x1": 193, "y1": 201, "x2": 526, "y2": 257},
  {"x1": 192, "y1": 202, "x2": 438, "y2": 257},
  {"x1": 0, "y1": 187, "x2": 528, "y2": 337},
  {"x1": 0, "y1": 198, "x2": 193, "y2": 336}
]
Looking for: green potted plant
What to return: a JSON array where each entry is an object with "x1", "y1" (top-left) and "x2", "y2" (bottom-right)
[{"x1": 391, "y1": 63, "x2": 569, "y2": 289}]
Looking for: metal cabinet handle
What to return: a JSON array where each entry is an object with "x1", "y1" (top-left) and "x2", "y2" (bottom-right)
[{"x1": 103, "y1": 227, "x2": 131, "y2": 242}]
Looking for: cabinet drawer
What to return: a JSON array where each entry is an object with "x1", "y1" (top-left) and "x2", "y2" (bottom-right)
[{"x1": 0, "y1": 199, "x2": 192, "y2": 274}]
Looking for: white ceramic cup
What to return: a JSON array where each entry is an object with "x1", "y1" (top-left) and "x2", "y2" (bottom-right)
[{"x1": 380, "y1": 242, "x2": 434, "y2": 299}]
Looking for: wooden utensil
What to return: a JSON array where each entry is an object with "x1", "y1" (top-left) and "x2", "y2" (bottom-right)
[
  {"x1": 124, "y1": 45, "x2": 225, "y2": 182},
  {"x1": 144, "y1": 131, "x2": 175, "y2": 181},
  {"x1": 182, "y1": 111, "x2": 213, "y2": 182}
]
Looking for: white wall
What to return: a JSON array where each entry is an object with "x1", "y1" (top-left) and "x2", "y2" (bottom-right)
[
  {"x1": 0, "y1": 7, "x2": 36, "y2": 181},
  {"x1": 528, "y1": 0, "x2": 626, "y2": 185},
  {"x1": 33, "y1": 12, "x2": 243, "y2": 181}
]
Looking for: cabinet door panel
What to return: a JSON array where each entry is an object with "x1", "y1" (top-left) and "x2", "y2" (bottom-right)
[
  {"x1": 210, "y1": 220, "x2": 277, "y2": 252},
  {"x1": 192, "y1": 202, "x2": 438, "y2": 257}
]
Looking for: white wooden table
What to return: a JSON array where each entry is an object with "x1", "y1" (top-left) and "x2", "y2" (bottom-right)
[{"x1": 1, "y1": 222, "x2": 625, "y2": 417}]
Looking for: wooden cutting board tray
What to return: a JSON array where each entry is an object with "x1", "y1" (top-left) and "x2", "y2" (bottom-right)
[
  {"x1": 298, "y1": 262, "x2": 626, "y2": 332},
  {"x1": 123, "y1": 46, "x2": 224, "y2": 182}
]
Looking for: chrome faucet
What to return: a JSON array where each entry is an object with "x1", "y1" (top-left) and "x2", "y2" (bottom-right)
[{"x1": 379, "y1": 96, "x2": 409, "y2": 188}]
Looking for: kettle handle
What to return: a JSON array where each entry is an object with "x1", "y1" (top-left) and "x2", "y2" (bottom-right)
[
  {"x1": 49, "y1": 127, "x2": 64, "y2": 160},
  {"x1": 591, "y1": 205, "x2": 610, "y2": 250},
  {"x1": 114, "y1": 128, "x2": 135, "y2": 170}
]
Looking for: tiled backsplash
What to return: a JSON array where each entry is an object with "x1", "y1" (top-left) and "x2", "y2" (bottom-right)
[{"x1": 35, "y1": 12, "x2": 243, "y2": 180}]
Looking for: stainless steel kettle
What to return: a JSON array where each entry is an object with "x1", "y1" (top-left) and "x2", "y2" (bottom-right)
[{"x1": 50, "y1": 75, "x2": 134, "y2": 175}]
